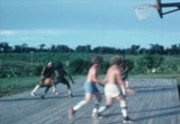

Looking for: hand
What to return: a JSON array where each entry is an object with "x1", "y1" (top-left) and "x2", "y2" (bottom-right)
[{"x1": 126, "y1": 88, "x2": 136, "y2": 95}]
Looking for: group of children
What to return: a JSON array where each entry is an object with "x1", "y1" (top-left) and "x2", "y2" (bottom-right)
[
  {"x1": 30, "y1": 55, "x2": 135, "y2": 124},
  {"x1": 31, "y1": 62, "x2": 75, "y2": 98}
]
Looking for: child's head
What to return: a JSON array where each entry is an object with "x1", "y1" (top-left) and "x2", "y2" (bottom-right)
[
  {"x1": 111, "y1": 55, "x2": 124, "y2": 65},
  {"x1": 92, "y1": 56, "x2": 103, "y2": 65},
  {"x1": 47, "y1": 62, "x2": 53, "y2": 67}
]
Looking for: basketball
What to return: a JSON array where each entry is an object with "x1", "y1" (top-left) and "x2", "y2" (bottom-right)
[{"x1": 44, "y1": 78, "x2": 52, "y2": 85}]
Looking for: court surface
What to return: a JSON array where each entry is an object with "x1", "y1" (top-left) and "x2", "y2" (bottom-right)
[{"x1": 0, "y1": 77, "x2": 180, "y2": 124}]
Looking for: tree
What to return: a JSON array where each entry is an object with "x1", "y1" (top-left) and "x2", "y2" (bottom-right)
[
  {"x1": 135, "y1": 54, "x2": 164, "y2": 73},
  {"x1": 130, "y1": 45, "x2": 140, "y2": 55},
  {"x1": 0, "y1": 42, "x2": 12, "y2": 53},
  {"x1": 14, "y1": 45, "x2": 22, "y2": 53},
  {"x1": 139, "y1": 48, "x2": 148, "y2": 54},
  {"x1": 149, "y1": 44, "x2": 164, "y2": 54},
  {"x1": 50, "y1": 45, "x2": 56, "y2": 52},
  {"x1": 92, "y1": 46, "x2": 117, "y2": 54},
  {"x1": 21, "y1": 43, "x2": 28, "y2": 52},
  {"x1": 39, "y1": 44, "x2": 46, "y2": 52},
  {"x1": 69, "y1": 59, "x2": 90, "y2": 74},
  {"x1": 170, "y1": 44, "x2": 180, "y2": 54},
  {"x1": 75, "y1": 45, "x2": 92, "y2": 53}
]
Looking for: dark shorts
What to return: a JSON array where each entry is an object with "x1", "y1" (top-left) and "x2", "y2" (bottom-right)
[
  {"x1": 39, "y1": 77, "x2": 52, "y2": 87},
  {"x1": 84, "y1": 82, "x2": 100, "y2": 94},
  {"x1": 53, "y1": 77, "x2": 69, "y2": 85},
  {"x1": 39, "y1": 82, "x2": 52, "y2": 87}
]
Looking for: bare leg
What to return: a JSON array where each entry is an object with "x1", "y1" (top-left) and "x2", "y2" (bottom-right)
[
  {"x1": 73, "y1": 93, "x2": 92, "y2": 111},
  {"x1": 98, "y1": 96, "x2": 113, "y2": 113},
  {"x1": 68, "y1": 93, "x2": 93, "y2": 119}
]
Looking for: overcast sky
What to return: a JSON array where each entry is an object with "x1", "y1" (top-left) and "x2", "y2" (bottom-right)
[{"x1": 0, "y1": 0, "x2": 179, "y2": 49}]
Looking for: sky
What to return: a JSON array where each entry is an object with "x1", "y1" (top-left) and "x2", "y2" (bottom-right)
[{"x1": 0, "y1": 0, "x2": 180, "y2": 49}]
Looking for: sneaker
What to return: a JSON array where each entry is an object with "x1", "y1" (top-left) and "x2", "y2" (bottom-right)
[
  {"x1": 41, "y1": 95, "x2": 45, "y2": 99},
  {"x1": 91, "y1": 112, "x2": 98, "y2": 119},
  {"x1": 69, "y1": 94, "x2": 73, "y2": 98},
  {"x1": 68, "y1": 108, "x2": 75, "y2": 119},
  {"x1": 91, "y1": 113, "x2": 103, "y2": 119},
  {"x1": 31, "y1": 92, "x2": 35, "y2": 96},
  {"x1": 53, "y1": 91, "x2": 59, "y2": 95},
  {"x1": 123, "y1": 117, "x2": 133, "y2": 124}
]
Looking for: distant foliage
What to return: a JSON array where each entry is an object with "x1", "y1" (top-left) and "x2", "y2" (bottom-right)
[
  {"x1": 34, "y1": 65, "x2": 43, "y2": 76},
  {"x1": 100, "y1": 61, "x2": 110, "y2": 74},
  {"x1": 68, "y1": 59, "x2": 91, "y2": 75},
  {"x1": 135, "y1": 54, "x2": 164, "y2": 73},
  {"x1": 159, "y1": 63, "x2": 178, "y2": 72},
  {"x1": 0, "y1": 52, "x2": 179, "y2": 78},
  {"x1": 0, "y1": 62, "x2": 35, "y2": 78},
  {"x1": 68, "y1": 58, "x2": 110, "y2": 75},
  {"x1": 127, "y1": 59, "x2": 135, "y2": 72},
  {"x1": 1, "y1": 42, "x2": 180, "y2": 55}
]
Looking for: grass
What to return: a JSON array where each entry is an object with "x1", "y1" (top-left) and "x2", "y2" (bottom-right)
[
  {"x1": 0, "y1": 75, "x2": 80, "y2": 98},
  {"x1": 0, "y1": 53, "x2": 179, "y2": 98},
  {"x1": 0, "y1": 76, "x2": 38, "y2": 97},
  {"x1": 0, "y1": 73, "x2": 180, "y2": 98}
]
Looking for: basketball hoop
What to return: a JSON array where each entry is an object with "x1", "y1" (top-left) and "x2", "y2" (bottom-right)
[{"x1": 134, "y1": 4, "x2": 159, "y2": 20}]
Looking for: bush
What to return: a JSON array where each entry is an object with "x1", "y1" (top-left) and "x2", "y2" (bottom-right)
[
  {"x1": 100, "y1": 61, "x2": 110, "y2": 74},
  {"x1": 34, "y1": 65, "x2": 43, "y2": 76},
  {"x1": 159, "y1": 63, "x2": 178, "y2": 72},
  {"x1": 127, "y1": 59, "x2": 135, "y2": 72},
  {"x1": 134, "y1": 54, "x2": 164, "y2": 73},
  {"x1": 69, "y1": 59, "x2": 91, "y2": 75}
]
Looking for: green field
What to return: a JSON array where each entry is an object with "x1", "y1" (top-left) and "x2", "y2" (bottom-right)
[
  {"x1": 0, "y1": 53, "x2": 180, "y2": 98},
  {"x1": 0, "y1": 73, "x2": 180, "y2": 98},
  {"x1": 0, "y1": 76, "x2": 38, "y2": 97}
]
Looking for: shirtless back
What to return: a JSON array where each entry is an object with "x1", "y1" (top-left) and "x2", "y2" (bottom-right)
[
  {"x1": 106, "y1": 65, "x2": 125, "y2": 87},
  {"x1": 68, "y1": 56, "x2": 103, "y2": 119},
  {"x1": 86, "y1": 64, "x2": 101, "y2": 83},
  {"x1": 104, "y1": 56, "x2": 126, "y2": 88}
]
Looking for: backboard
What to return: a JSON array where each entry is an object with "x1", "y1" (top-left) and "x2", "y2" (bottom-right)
[{"x1": 156, "y1": 0, "x2": 180, "y2": 18}]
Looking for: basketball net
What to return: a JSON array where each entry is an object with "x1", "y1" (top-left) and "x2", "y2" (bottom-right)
[{"x1": 134, "y1": 4, "x2": 159, "y2": 20}]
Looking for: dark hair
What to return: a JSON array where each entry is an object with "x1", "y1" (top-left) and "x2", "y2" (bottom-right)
[
  {"x1": 53, "y1": 62, "x2": 63, "y2": 69},
  {"x1": 92, "y1": 56, "x2": 103, "y2": 64}
]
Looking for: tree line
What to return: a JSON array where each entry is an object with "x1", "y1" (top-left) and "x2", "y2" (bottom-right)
[{"x1": 0, "y1": 42, "x2": 180, "y2": 55}]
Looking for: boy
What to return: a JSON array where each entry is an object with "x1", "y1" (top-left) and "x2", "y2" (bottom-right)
[
  {"x1": 98, "y1": 56, "x2": 135, "y2": 124},
  {"x1": 68, "y1": 56, "x2": 104, "y2": 119},
  {"x1": 31, "y1": 62, "x2": 54, "y2": 98},
  {"x1": 52, "y1": 62, "x2": 75, "y2": 98}
]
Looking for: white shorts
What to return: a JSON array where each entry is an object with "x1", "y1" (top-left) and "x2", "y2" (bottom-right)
[{"x1": 104, "y1": 83, "x2": 122, "y2": 97}]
